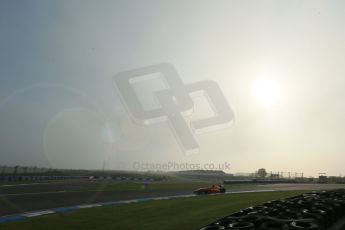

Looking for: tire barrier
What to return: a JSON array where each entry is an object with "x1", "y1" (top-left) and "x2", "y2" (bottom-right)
[{"x1": 198, "y1": 189, "x2": 345, "y2": 230}]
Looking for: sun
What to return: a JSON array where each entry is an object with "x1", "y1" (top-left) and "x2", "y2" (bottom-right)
[{"x1": 253, "y1": 79, "x2": 281, "y2": 107}]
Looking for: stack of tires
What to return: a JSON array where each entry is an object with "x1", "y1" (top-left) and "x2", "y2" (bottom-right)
[{"x1": 198, "y1": 189, "x2": 345, "y2": 230}]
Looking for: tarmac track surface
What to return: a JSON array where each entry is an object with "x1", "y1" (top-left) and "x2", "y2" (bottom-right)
[{"x1": 1, "y1": 180, "x2": 345, "y2": 216}]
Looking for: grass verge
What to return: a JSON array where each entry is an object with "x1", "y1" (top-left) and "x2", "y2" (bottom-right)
[{"x1": 0, "y1": 190, "x2": 307, "y2": 230}]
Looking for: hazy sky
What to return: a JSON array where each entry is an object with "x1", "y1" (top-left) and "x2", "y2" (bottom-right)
[{"x1": 1, "y1": 0, "x2": 345, "y2": 177}]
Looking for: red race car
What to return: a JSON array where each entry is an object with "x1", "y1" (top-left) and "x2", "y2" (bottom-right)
[{"x1": 193, "y1": 184, "x2": 226, "y2": 195}]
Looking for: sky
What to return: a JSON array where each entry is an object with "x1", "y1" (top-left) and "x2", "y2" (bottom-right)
[{"x1": 1, "y1": 0, "x2": 345, "y2": 177}]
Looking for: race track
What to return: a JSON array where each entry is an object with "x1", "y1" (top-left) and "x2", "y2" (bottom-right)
[{"x1": 1, "y1": 180, "x2": 345, "y2": 217}]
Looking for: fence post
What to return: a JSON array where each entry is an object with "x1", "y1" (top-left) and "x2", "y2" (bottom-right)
[
  {"x1": 1, "y1": 165, "x2": 7, "y2": 176},
  {"x1": 13, "y1": 165, "x2": 19, "y2": 176}
]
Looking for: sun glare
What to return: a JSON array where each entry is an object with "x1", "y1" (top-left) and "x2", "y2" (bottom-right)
[{"x1": 253, "y1": 79, "x2": 281, "y2": 107}]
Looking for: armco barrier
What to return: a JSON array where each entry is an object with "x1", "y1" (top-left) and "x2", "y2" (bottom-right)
[
  {"x1": 198, "y1": 189, "x2": 345, "y2": 230},
  {"x1": 0, "y1": 175, "x2": 87, "y2": 182}
]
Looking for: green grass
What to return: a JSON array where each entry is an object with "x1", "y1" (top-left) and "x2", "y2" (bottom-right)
[{"x1": 0, "y1": 190, "x2": 307, "y2": 230}]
